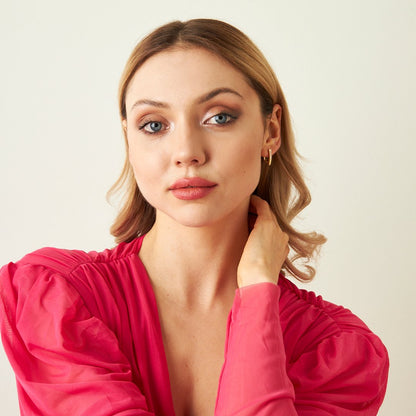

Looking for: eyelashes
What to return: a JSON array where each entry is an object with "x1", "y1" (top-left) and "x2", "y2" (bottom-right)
[
  {"x1": 205, "y1": 113, "x2": 237, "y2": 126},
  {"x1": 139, "y1": 120, "x2": 165, "y2": 134},
  {"x1": 138, "y1": 111, "x2": 238, "y2": 135}
]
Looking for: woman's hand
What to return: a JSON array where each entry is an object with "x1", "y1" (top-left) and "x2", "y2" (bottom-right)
[{"x1": 237, "y1": 195, "x2": 289, "y2": 288}]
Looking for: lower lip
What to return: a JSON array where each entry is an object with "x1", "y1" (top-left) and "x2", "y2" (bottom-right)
[{"x1": 170, "y1": 186, "x2": 216, "y2": 200}]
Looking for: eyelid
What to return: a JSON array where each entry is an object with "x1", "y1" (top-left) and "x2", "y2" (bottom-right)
[
  {"x1": 135, "y1": 106, "x2": 240, "y2": 133},
  {"x1": 138, "y1": 117, "x2": 169, "y2": 135},
  {"x1": 204, "y1": 102, "x2": 240, "y2": 117},
  {"x1": 204, "y1": 111, "x2": 238, "y2": 126}
]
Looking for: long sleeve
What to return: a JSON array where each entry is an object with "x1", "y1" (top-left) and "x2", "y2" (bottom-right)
[
  {"x1": 215, "y1": 283, "x2": 296, "y2": 415},
  {"x1": 0, "y1": 261, "x2": 156, "y2": 416},
  {"x1": 215, "y1": 282, "x2": 389, "y2": 416},
  {"x1": 1, "y1": 240, "x2": 389, "y2": 416}
]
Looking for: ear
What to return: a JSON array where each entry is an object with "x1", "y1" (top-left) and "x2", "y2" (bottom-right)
[
  {"x1": 122, "y1": 119, "x2": 129, "y2": 141},
  {"x1": 261, "y1": 104, "x2": 282, "y2": 158}
]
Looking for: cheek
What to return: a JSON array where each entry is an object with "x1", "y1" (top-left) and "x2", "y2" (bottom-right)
[
  {"x1": 241, "y1": 154, "x2": 262, "y2": 190},
  {"x1": 242, "y1": 136, "x2": 264, "y2": 186},
  {"x1": 128, "y1": 143, "x2": 158, "y2": 188},
  {"x1": 128, "y1": 156, "x2": 160, "y2": 207},
  {"x1": 223, "y1": 137, "x2": 263, "y2": 188}
]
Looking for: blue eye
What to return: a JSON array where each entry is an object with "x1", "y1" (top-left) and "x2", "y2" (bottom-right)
[
  {"x1": 214, "y1": 114, "x2": 230, "y2": 124},
  {"x1": 206, "y1": 112, "x2": 237, "y2": 125},
  {"x1": 139, "y1": 120, "x2": 164, "y2": 134},
  {"x1": 147, "y1": 121, "x2": 163, "y2": 132}
]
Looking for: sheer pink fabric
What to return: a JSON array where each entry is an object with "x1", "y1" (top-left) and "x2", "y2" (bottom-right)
[{"x1": 0, "y1": 236, "x2": 388, "y2": 415}]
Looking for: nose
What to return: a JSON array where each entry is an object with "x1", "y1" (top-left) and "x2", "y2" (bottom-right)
[{"x1": 171, "y1": 119, "x2": 207, "y2": 167}]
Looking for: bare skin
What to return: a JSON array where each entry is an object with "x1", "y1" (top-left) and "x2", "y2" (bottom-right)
[
  {"x1": 125, "y1": 47, "x2": 288, "y2": 415},
  {"x1": 140, "y1": 197, "x2": 288, "y2": 415}
]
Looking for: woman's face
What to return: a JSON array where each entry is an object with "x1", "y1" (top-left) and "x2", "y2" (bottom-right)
[{"x1": 123, "y1": 47, "x2": 280, "y2": 228}]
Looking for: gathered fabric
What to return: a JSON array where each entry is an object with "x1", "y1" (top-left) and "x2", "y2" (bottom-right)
[{"x1": 0, "y1": 235, "x2": 388, "y2": 415}]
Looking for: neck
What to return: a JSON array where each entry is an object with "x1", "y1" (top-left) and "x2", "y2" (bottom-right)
[{"x1": 140, "y1": 206, "x2": 249, "y2": 309}]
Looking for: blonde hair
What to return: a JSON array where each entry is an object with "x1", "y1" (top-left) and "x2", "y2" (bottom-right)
[{"x1": 108, "y1": 18, "x2": 326, "y2": 282}]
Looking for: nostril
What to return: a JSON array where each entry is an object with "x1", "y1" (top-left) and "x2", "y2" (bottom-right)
[{"x1": 176, "y1": 158, "x2": 201, "y2": 166}]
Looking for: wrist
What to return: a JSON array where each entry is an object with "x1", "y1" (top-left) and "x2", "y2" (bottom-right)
[{"x1": 237, "y1": 274, "x2": 278, "y2": 288}]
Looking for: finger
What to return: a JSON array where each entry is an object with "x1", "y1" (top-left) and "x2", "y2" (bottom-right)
[
  {"x1": 249, "y1": 196, "x2": 288, "y2": 241},
  {"x1": 249, "y1": 195, "x2": 278, "y2": 225},
  {"x1": 249, "y1": 195, "x2": 271, "y2": 217}
]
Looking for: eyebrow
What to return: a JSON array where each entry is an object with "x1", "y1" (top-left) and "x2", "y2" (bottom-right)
[
  {"x1": 130, "y1": 87, "x2": 244, "y2": 111},
  {"x1": 197, "y1": 87, "x2": 244, "y2": 104}
]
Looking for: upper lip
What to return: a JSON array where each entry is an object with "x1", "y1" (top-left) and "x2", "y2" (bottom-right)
[{"x1": 169, "y1": 177, "x2": 217, "y2": 190}]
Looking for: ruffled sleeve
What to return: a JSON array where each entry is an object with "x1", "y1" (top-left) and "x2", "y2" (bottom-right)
[
  {"x1": 0, "y1": 256, "x2": 155, "y2": 416},
  {"x1": 215, "y1": 282, "x2": 389, "y2": 416},
  {"x1": 288, "y1": 319, "x2": 389, "y2": 415}
]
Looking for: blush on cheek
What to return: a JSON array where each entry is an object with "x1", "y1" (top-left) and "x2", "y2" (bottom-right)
[
  {"x1": 131, "y1": 164, "x2": 164, "y2": 209},
  {"x1": 239, "y1": 160, "x2": 262, "y2": 195}
]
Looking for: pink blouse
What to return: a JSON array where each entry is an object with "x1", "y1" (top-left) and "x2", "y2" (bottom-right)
[{"x1": 0, "y1": 236, "x2": 388, "y2": 415}]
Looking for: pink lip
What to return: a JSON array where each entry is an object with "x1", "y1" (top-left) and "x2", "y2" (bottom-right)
[
  {"x1": 169, "y1": 177, "x2": 217, "y2": 200},
  {"x1": 169, "y1": 177, "x2": 217, "y2": 190}
]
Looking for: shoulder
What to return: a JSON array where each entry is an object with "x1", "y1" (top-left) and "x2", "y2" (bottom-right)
[
  {"x1": 6, "y1": 236, "x2": 144, "y2": 277},
  {"x1": 0, "y1": 242, "x2": 150, "y2": 415},
  {"x1": 278, "y1": 276, "x2": 378, "y2": 348},
  {"x1": 1, "y1": 236, "x2": 144, "y2": 285},
  {"x1": 278, "y1": 276, "x2": 389, "y2": 411},
  {"x1": 0, "y1": 236, "x2": 145, "y2": 317}
]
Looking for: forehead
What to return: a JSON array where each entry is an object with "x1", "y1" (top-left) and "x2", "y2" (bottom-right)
[{"x1": 125, "y1": 47, "x2": 258, "y2": 107}]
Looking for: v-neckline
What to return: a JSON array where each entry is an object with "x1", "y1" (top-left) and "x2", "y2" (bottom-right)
[{"x1": 133, "y1": 234, "x2": 177, "y2": 416}]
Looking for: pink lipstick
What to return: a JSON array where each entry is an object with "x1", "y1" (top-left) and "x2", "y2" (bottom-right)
[{"x1": 169, "y1": 177, "x2": 217, "y2": 200}]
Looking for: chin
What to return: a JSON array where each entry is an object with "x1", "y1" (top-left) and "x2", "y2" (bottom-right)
[
  {"x1": 165, "y1": 212, "x2": 221, "y2": 229},
  {"x1": 158, "y1": 202, "x2": 249, "y2": 230},
  {"x1": 150, "y1": 201, "x2": 220, "y2": 227},
  {"x1": 149, "y1": 193, "x2": 251, "y2": 230}
]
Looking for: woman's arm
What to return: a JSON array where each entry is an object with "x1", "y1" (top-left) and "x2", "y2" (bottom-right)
[
  {"x1": 215, "y1": 195, "x2": 388, "y2": 415},
  {"x1": 215, "y1": 195, "x2": 296, "y2": 415},
  {"x1": 0, "y1": 262, "x2": 157, "y2": 416},
  {"x1": 215, "y1": 282, "x2": 297, "y2": 415}
]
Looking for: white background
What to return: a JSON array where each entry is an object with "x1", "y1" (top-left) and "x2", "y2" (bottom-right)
[{"x1": 1, "y1": 0, "x2": 415, "y2": 414}]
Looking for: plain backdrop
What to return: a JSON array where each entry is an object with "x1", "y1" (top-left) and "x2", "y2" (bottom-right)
[{"x1": 1, "y1": 0, "x2": 415, "y2": 414}]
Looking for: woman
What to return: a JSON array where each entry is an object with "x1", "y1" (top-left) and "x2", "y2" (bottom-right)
[{"x1": 0, "y1": 19, "x2": 388, "y2": 415}]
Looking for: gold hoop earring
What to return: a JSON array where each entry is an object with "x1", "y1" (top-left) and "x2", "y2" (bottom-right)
[{"x1": 262, "y1": 148, "x2": 272, "y2": 166}]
